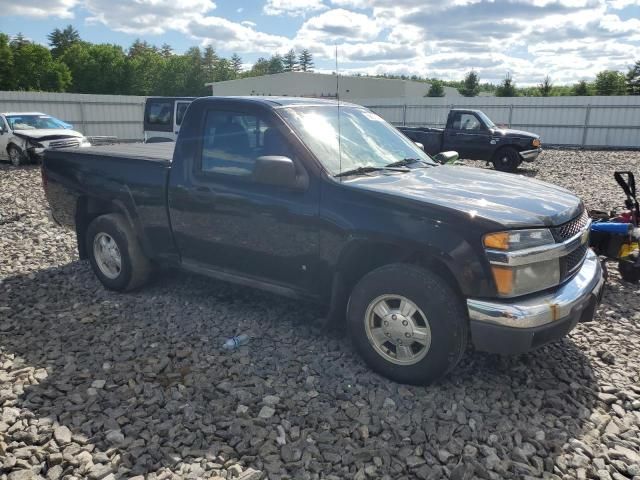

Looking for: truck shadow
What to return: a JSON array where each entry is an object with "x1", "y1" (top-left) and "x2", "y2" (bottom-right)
[{"x1": 1, "y1": 261, "x2": 599, "y2": 478}]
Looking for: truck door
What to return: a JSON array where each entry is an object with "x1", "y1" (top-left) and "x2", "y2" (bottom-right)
[
  {"x1": 168, "y1": 105, "x2": 320, "y2": 293},
  {"x1": 443, "y1": 112, "x2": 492, "y2": 160},
  {"x1": 0, "y1": 116, "x2": 9, "y2": 159}
]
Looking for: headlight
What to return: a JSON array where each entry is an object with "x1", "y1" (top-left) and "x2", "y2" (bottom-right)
[
  {"x1": 28, "y1": 140, "x2": 44, "y2": 148},
  {"x1": 80, "y1": 137, "x2": 92, "y2": 147},
  {"x1": 484, "y1": 229, "x2": 560, "y2": 297},
  {"x1": 532, "y1": 138, "x2": 541, "y2": 148}
]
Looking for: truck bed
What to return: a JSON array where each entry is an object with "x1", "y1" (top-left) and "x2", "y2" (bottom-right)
[
  {"x1": 397, "y1": 126, "x2": 444, "y2": 155},
  {"x1": 43, "y1": 142, "x2": 176, "y2": 262},
  {"x1": 59, "y1": 142, "x2": 174, "y2": 164}
]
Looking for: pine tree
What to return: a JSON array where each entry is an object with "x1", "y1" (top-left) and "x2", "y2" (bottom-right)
[
  {"x1": 203, "y1": 46, "x2": 218, "y2": 80},
  {"x1": 626, "y1": 60, "x2": 640, "y2": 95},
  {"x1": 230, "y1": 53, "x2": 242, "y2": 77},
  {"x1": 458, "y1": 71, "x2": 480, "y2": 97},
  {"x1": 160, "y1": 43, "x2": 173, "y2": 58},
  {"x1": 47, "y1": 25, "x2": 80, "y2": 58},
  {"x1": 538, "y1": 75, "x2": 552, "y2": 96},
  {"x1": 298, "y1": 49, "x2": 313, "y2": 72},
  {"x1": 496, "y1": 72, "x2": 517, "y2": 97},
  {"x1": 283, "y1": 49, "x2": 297, "y2": 72},
  {"x1": 572, "y1": 80, "x2": 590, "y2": 96},
  {"x1": 10, "y1": 33, "x2": 30, "y2": 49},
  {"x1": 594, "y1": 70, "x2": 627, "y2": 96},
  {"x1": 0, "y1": 33, "x2": 15, "y2": 90},
  {"x1": 426, "y1": 80, "x2": 445, "y2": 97}
]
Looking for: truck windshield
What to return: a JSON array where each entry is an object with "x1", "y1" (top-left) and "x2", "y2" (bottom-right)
[
  {"x1": 6, "y1": 115, "x2": 69, "y2": 130},
  {"x1": 279, "y1": 105, "x2": 436, "y2": 175}
]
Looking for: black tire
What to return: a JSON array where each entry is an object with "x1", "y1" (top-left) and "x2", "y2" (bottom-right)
[
  {"x1": 347, "y1": 264, "x2": 468, "y2": 385},
  {"x1": 619, "y1": 257, "x2": 640, "y2": 283},
  {"x1": 8, "y1": 145, "x2": 24, "y2": 167},
  {"x1": 86, "y1": 213, "x2": 151, "y2": 291},
  {"x1": 492, "y1": 147, "x2": 520, "y2": 173}
]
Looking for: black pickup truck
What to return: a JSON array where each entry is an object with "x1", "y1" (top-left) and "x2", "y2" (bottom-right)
[
  {"x1": 43, "y1": 97, "x2": 603, "y2": 385},
  {"x1": 398, "y1": 109, "x2": 542, "y2": 172}
]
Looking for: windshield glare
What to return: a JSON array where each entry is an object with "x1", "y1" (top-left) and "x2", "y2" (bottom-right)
[
  {"x1": 6, "y1": 115, "x2": 69, "y2": 131},
  {"x1": 279, "y1": 105, "x2": 436, "y2": 175}
]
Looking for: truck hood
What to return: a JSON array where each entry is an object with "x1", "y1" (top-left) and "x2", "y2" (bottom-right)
[
  {"x1": 346, "y1": 165, "x2": 582, "y2": 229},
  {"x1": 493, "y1": 128, "x2": 538, "y2": 139},
  {"x1": 12, "y1": 129, "x2": 84, "y2": 141}
]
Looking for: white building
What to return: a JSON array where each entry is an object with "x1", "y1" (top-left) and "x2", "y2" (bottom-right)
[{"x1": 205, "y1": 72, "x2": 461, "y2": 101}]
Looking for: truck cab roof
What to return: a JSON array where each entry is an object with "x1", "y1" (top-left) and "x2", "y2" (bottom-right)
[{"x1": 192, "y1": 96, "x2": 360, "y2": 109}]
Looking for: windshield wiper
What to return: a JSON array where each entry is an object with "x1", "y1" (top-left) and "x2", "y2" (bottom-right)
[
  {"x1": 385, "y1": 157, "x2": 432, "y2": 168},
  {"x1": 335, "y1": 165, "x2": 409, "y2": 178}
]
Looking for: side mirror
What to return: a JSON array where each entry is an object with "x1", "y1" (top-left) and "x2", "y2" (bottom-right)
[
  {"x1": 414, "y1": 141, "x2": 424, "y2": 151},
  {"x1": 253, "y1": 156, "x2": 305, "y2": 189},
  {"x1": 433, "y1": 151, "x2": 459, "y2": 165}
]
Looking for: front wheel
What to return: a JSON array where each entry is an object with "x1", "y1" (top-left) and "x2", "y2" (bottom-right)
[
  {"x1": 8, "y1": 146, "x2": 24, "y2": 167},
  {"x1": 347, "y1": 264, "x2": 468, "y2": 385},
  {"x1": 492, "y1": 147, "x2": 520, "y2": 173},
  {"x1": 86, "y1": 213, "x2": 151, "y2": 291}
]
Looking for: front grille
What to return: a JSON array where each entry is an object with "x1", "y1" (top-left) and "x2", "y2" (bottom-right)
[
  {"x1": 551, "y1": 209, "x2": 589, "y2": 241},
  {"x1": 565, "y1": 243, "x2": 588, "y2": 275},
  {"x1": 48, "y1": 138, "x2": 81, "y2": 149}
]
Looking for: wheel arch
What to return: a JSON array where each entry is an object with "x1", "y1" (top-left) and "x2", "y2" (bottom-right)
[
  {"x1": 75, "y1": 196, "x2": 140, "y2": 259},
  {"x1": 325, "y1": 239, "x2": 464, "y2": 327}
]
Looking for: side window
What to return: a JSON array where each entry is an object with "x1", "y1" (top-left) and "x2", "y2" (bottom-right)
[
  {"x1": 450, "y1": 113, "x2": 481, "y2": 131},
  {"x1": 146, "y1": 101, "x2": 172, "y2": 127},
  {"x1": 175, "y1": 102, "x2": 190, "y2": 126},
  {"x1": 201, "y1": 110, "x2": 291, "y2": 177}
]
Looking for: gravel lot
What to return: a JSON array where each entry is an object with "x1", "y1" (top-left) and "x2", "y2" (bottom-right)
[{"x1": 1, "y1": 149, "x2": 640, "y2": 480}]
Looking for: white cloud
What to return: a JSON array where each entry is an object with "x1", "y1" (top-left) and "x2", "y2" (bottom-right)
[
  {"x1": 296, "y1": 8, "x2": 381, "y2": 43},
  {"x1": 84, "y1": 0, "x2": 216, "y2": 34},
  {"x1": 263, "y1": 0, "x2": 327, "y2": 16},
  {"x1": 0, "y1": 0, "x2": 78, "y2": 18},
  {"x1": 186, "y1": 16, "x2": 290, "y2": 53}
]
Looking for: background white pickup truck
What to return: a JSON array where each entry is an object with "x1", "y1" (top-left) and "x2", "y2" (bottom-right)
[{"x1": 0, "y1": 112, "x2": 91, "y2": 166}]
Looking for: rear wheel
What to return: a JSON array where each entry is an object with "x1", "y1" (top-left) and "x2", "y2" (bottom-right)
[
  {"x1": 86, "y1": 213, "x2": 150, "y2": 291},
  {"x1": 347, "y1": 264, "x2": 468, "y2": 385},
  {"x1": 492, "y1": 147, "x2": 520, "y2": 173},
  {"x1": 8, "y1": 146, "x2": 24, "y2": 167}
]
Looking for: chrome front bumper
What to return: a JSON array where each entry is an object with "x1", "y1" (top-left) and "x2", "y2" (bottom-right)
[
  {"x1": 467, "y1": 249, "x2": 604, "y2": 353},
  {"x1": 519, "y1": 148, "x2": 542, "y2": 162}
]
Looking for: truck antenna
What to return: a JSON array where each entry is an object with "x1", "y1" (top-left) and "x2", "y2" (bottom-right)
[{"x1": 336, "y1": 45, "x2": 342, "y2": 180}]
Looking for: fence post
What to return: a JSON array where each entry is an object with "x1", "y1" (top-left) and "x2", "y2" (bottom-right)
[
  {"x1": 508, "y1": 104, "x2": 514, "y2": 128},
  {"x1": 402, "y1": 104, "x2": 407, "y2": 126},
  {"x1": 78, "y1": 101, "x2": 86, "y2": 134},
  {"x1": 581, "y1": 104, "x2": 591, "y2": 148}
]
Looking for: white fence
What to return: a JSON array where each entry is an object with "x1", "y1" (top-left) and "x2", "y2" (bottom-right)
[
  {"x1": 0, "y1": 91, "x2": 145, "y2": 141},
  {"x1": 2, "y1": 91, "x2": 639, "y2": 148},
  {"x1": 354, "y1": 95, "x2": 640, "y2": 148}
]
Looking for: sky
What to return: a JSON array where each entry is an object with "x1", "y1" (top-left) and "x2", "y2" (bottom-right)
[{"x1": 0, "y1": 0, "x2": 639, "y2": 85}]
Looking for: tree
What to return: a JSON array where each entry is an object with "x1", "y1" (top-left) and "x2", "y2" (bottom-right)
[
  {"x1": 230, "y1": 53, "x2": 242, "y2": 77},
  {"x1": 426, "y1": 80, "x2": 445, "y2": 97},
  {"x1": 496, "y1": 72, "x2": 517, "y2": 97},
  {"x1": 594, "y1": 70, "x2": 626, "y2": 96},
  {"x1": 12, "y1": 42, "x2": 70, "y2": 91},
  {"x1": 298, "y1": 49, "x2": 313, "y2": 72},
  {"x1": 268, "y1": 54, "x2": 284, "y2": 75},
  {"x1": 0, "y1": 33, "x2": 15, "y2": 90},
  {"x1": 538, "y1": 75, "x2": 552, "y2": 97},
  {"x1": 572, "y1": 80, "x2": 591, "y2": 96},
  {"x1": 203, "y1": 45, "x2": 218, "y2": 81},
  {"x1": 160, "y1": 43, "x2": 173, "y2": 58},
  {"x1": 10, "y1": 33, "x2": 30, "y2": 49},
  {"x1": 458, "y1": 71, "x2": 480, "y2": 97},
  {"x1": 283, "y1": 49, "x2": 297, "y2": 72},
  {"x1": 128, "y1": 39, "x2": 157, "y2": 57},
  {"x1": 250, "y1": 57, "x2": 270, "y2": 77},
  {"x1": 47, "y1": 25, "x2": 80, "y2": 58},
  {"x1": 60, "y1": 43, "x2": 127, "y2": 94},
  {"x1": 626, "y1": 60, "x2": 640, "y2": 95}
]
